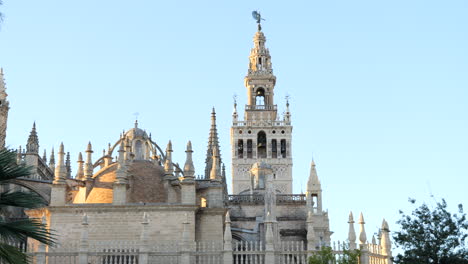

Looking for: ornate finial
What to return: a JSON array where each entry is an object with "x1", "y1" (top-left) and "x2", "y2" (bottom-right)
[
  {"x1": 252, "y1": 11, "x2": 265, "y2": 31},
  {"x1": 285, "y1": 94, "x2": 290, "y2": 107},
  {"x1": 86, "y1": 142, "x2": 93, "y2": 153},
  {"x1": 133, "y1": 112, "x2": 139, "y2": 128}
]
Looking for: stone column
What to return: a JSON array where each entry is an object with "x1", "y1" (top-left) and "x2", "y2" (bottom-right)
[
  {"x1": 223, "y1": 211, "x2": 233, "y2": 264},
  {"x1": 264, "y1": 218, "x2": 275, "y2": 264},
  {"x1": 78, "y1": 214, "x2": 89, "y2": 264},
  {"x1": 179, "y1": 214, "x2": 192, "y2": 264},
  {"x1": 358, "y1": 212, "x2": 369, "y2": 264},
  {"x1": 306, "y1": 211, "x2": 315, "y2": 258},
  {"x1": 139, "y1": 212, "x2": 149, "y2": 264},
  {"x1": 36, "y1": 216, "x2": 47, "y2": 264},
  {"x1": 51, "y1": 143, "x2": 67, "y2": 206}
]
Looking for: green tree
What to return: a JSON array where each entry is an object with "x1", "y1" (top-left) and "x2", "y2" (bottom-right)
[
  {"x1": 0, "y1": 148, "x2": 55, "y2": 263},
  {"x1": 0, "y1": 0, "x2": 3, "y2": 23},
  {"x1": 309, "y1": 246, "x2": 334, "y2": 264},
  {"x1": 308, "y1": 245, "x2": 360, "y2": 264},
  {"x1": 393, "y1": 198, "x2": 468, "y2": 264}
]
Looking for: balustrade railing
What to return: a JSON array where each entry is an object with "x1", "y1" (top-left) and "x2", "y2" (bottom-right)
[
  {"x1": 228, "y1": 194, "x2": 264, "y2": 204},
  {"x1": 24, "y1": 239, "x2": 390, "y2": 264},
  {"x1": 245, "y1": 105, "x2": 277, "y2": 111},
  {"x1": 233, "y1": 120, "x2": 290, "y2": 127},
  {"x1": 228, "y1": 194, "x2": 306, "y2": 205},
  {"x1": 276, "y1": 194, "x2": 306, "y2": 204}
]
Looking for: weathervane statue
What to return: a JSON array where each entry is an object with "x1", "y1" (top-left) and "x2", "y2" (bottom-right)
[{"x1": 252, "y1": 11, "x2": 265, "y2": 31}]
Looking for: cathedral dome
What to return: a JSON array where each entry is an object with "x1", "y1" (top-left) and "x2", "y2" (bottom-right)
[
  {"x1": 124, "y1": 120, "x2": 149, "y2": 140},
  {"x1": 84, "y1": 160, "x2": 167, "y2": 204}
]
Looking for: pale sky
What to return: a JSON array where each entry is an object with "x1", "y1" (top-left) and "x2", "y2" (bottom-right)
[{"x1": 1, "y1": 0, "x2": 467, "y2": 247}]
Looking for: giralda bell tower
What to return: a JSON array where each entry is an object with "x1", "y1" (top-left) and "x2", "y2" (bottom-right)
[{"x1": 231, "y1": 18, "x2": 293, "y2": 194}]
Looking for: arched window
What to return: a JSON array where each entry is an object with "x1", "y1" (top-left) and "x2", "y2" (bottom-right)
[
  {"x1": 134, "y1": 140, "x2": 143, "y2": 160},
  {"x1": 255, "y1": 88, "x2": 265, "y2": 105},
  {"x1": 271, "y1": 139, "x2": 277, "y2": 158},
  {"x1": 247, "y1": 140, "x2": 253, "y2": 159},
  {"x1": 237, "y1": 139, "x2": 244, "y2": 158},
  {"x1": 257, "y1": 131, "x2": 267, "y2": 158},
  {"x1": 280, "y1": 139, "x2": 286, "y2": 158}
]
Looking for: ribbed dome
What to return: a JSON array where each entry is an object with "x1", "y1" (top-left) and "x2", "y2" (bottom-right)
[
  {"x1": 84, "y1": 160, "x2": 167, "y2": 204},
  {"x1": 125, "y1": 121, "x2": 149, "y2": 140}
]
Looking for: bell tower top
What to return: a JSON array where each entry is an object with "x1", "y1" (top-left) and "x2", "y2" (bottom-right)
[
  {"x1": 230, "y1": 14, "x2": 293, "y2": 194},
  {"x1": 244, "y1": 16, "x2": 277, "y2": 121}
]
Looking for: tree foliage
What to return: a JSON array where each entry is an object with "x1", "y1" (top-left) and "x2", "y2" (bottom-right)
[
  {"x1": 393, "y1": 198, "x2": 468, "y2": 264},
  {"x1": 0, "y1": 148, "x2": 55, "y2": 264},
  {"x1": 308, "y1": 245, "x2": 360, "y2": 264},
  {"x1": 0, "y1": 0, "x2": 3, "y2": 23}
]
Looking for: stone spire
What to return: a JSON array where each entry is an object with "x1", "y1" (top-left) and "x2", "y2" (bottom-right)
[
  {"x1": 358, "y1": 212, "x2": 367, "y2": 245},
  {"x1": 49, "y1": 147, "x2": 55, "y2": 170},
  {"x1": 164, "y1": 141, "x2": 174, "y2": 175},
  {"x1": 306, "y1": 160, "x2": 322, "y2": 212},
  {"x1": 307, "y1": 160, "x2": 320, "y2": 189},
  {"x1": 205, "y1": 108, "x2": 221, "y2": 179},
  {"x1": 42, "y1": 149, "x2": 47, "y2": 163},
  {"x1": 0, "y1": 68, "x2": 9, "y2": 149},
  {"x1": 26, "y1": 122, "x2": 39, "y2": 154},
  {"x1": 53, "y1": 143, "x2": 67, "y2": 184},
  {"x1": 348, "y1": 212, "x2": 357, "y2": 250},
  {"x1": 183, "y1": 141, "x2": 195, "y2": 178},
  {"x1": 84, "y1": 142, "x2": 93, "y2": 181},
  {"x1": 209, "y1": 145, "x2": 221, "y2": 181},
  {"x1": 380, "y1": 219, "x2": 392, "y2": 257},
  {"x1": 65, "y1": 152, "x2": 72, "y2": 178},
  {"x1": 76, "y1": 152, "x2": 84, "y2": 180}
]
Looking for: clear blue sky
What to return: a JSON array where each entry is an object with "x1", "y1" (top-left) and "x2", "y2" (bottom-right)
[{"x1": 1, "y1": 0, "x2": 467, "y2": 246}]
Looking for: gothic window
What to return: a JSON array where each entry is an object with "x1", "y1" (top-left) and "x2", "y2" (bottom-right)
[
  {"x1": 237, "y1": 139, "x2": 244, "y2": 158},
  {"x1": 311, "y1": 194, "x2": 319, "y2": 213},
  {"x1": 271, "y1": 139, "x2": 277, "y2": 158},
  {"x1": 255, "y1": 88, "x2": 265, "y2": 106},
  {"x1": 134, "y1": 140, "x2": 143, "y2": 160},
  {"x1": 247, "y1": 139, "x2": 253, "y2": 159},
  {"x1": 257, "y1": 131, "x2": 267, "y2": 158},
  {"x1": 280, "y1": 139, "x2": 286, "y2": 158}
]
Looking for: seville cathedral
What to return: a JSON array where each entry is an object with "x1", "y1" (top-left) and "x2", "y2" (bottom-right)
[{"x1": 0, "y1": 18, "x2": 393, "y2": 264}]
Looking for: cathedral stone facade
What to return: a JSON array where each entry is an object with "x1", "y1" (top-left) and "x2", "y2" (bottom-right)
[{"x1": 1, "y1": 20, "x2": 393, "y2": 264}]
